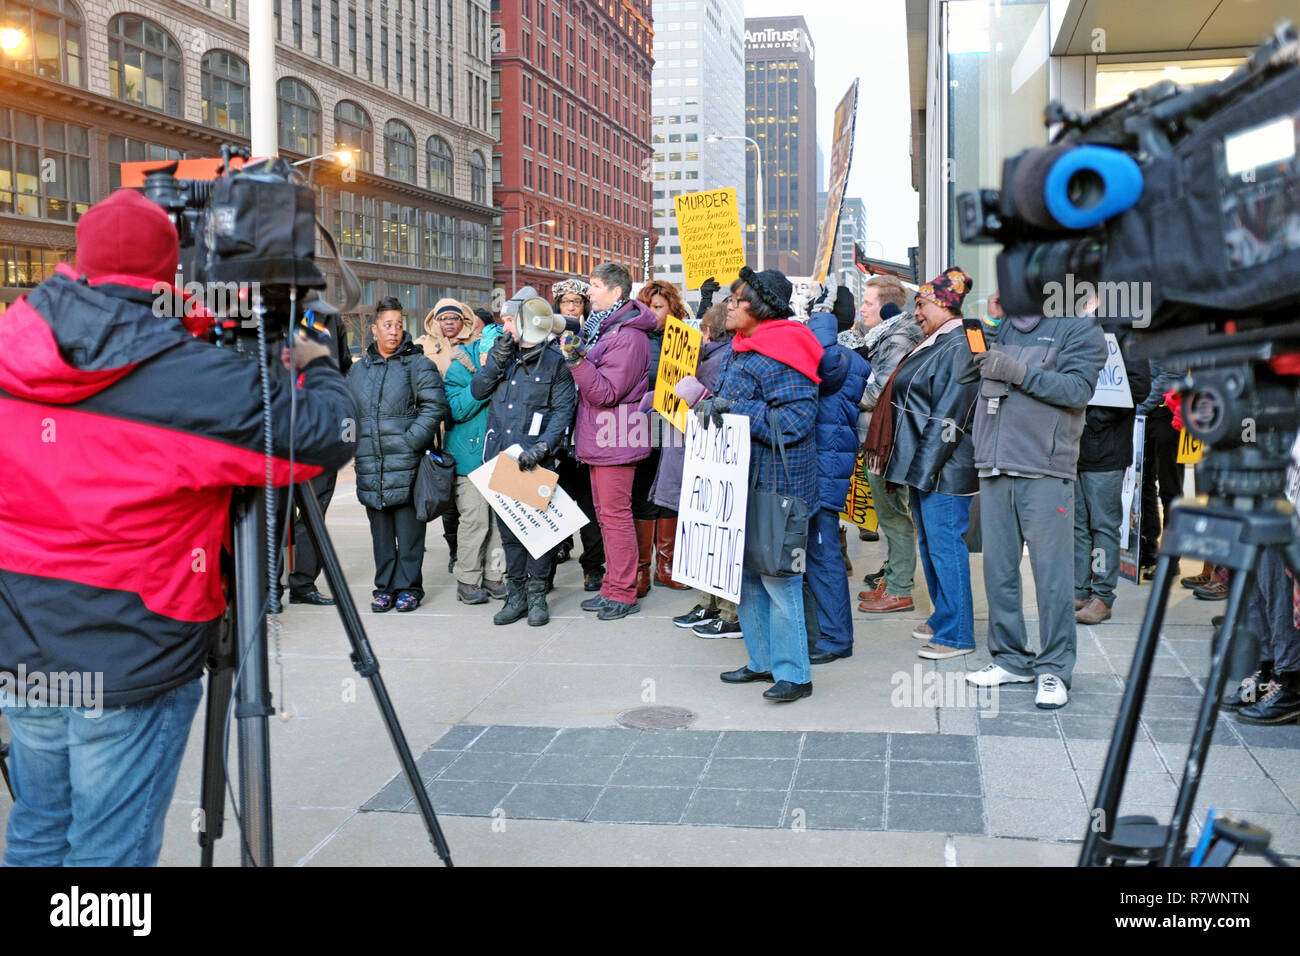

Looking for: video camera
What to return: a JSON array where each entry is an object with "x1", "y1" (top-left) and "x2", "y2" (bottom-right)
[{"x1": 957, "y1": 21, "x2": 1300, "y2": 332}]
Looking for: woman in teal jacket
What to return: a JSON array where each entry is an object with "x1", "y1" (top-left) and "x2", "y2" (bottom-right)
[{"x1": 442, "y1": 320, "x2": 507, "y2": 604}]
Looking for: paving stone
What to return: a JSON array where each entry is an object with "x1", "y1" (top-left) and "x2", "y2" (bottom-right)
[
  {"x1": 713, "y1": 730, "x2": 803, "y2": 759},
  {"x1": 889, "y1": 733, "x2": 978, "y2": 762},
  {"x1": 423, "y1": 779, "x2": 514, "y2": 816},
  {"x1": 786, "y1": 791, "x2": 885, "y2": 830},
  {"x1": 890, "y1": 760, "x2": 982, "y2": 797},
  {"x1": 977, "y1": 713, "x2": 1062, "y2": 738},
  {"x1": 1076, "y1": 770, "x2": 1176, "y2": 805},
  {"x1": 1058, "y1": 714, "x2": 1124, "y2": 740},
  {"x1": 468, "y1": 725, "x2": 560, "y2": 754},
  {"x1": 983, "y1": 768, "x2": 1083, "y2": 801},
  {"x1": 886, "y1": 793, "x2": 984, "y2": 835},
  {"x1": 1069, "y1": 674, "x2": 1124, "y2": 695},
  {"x1": 1117, "y1": 675, "x2": 1201, "y2": 697},
  {"x1": 977, "y1": 735, "x2": 1069, "y2": 767},
  {"x1": 1054, "y1": 693, "x2": 1121, "y2": 718},
  {"x1": 627, "y1": 730, "x2": 721, "y2": 758},
  {"x1": 800, "y1": 731, "x2": 888, "y2": 760},
  {"x1": 1231, "y1": 722, "x2": 1300, "y2": 750},
  {"x1": 1140, "y1": 695, "x2": 1206, "y2": 719},
  {"x1": 361, "y1": 775, "x2": 416, "y2": 812},
  {"x1": 588, "y1": 786, "x2": 694, "y2": 825},
  {"x1": 1065, "y1": 738, "x2": 1165, "y2": 773},
  {"x1": 986, "y1": 796, "x2": 1089, "y2": 842},
  {"x1": 1142, "y1": 717, "x2": 1240, "y2": 746},
  {"x1": 683, "y1": 788, "x2": 787, "y2": 828},
  {"x1": 429, "y1": 724, "x2": 487, "y2": 750},
  {"x1": 440, "y1": 750, "x2": 539, "y2": 782},
  {"x1": 414, "y1": 749, "x2": 459, "y2": 779},
  {"x1": 544, "y1": 727, "x2": 641, "y2": 756},
  {"x1": 523, "y1": 754, "x2": 622, "y2": 787},
  {"x1": 1190, "y1": 774, "x2": 1296, "y2": 815},
  {"x1": 701, "y1": 757, "x2": 796, "y2": 791},
  {"x1": 499, "y1": 784, "x2": 602, "y2": 821},
  {"x1": 793, "y1": 759, "x2": 886, "y2": 792},
  {"x1": 611, "y1": 755, "x2": 709, "y2": 788}
]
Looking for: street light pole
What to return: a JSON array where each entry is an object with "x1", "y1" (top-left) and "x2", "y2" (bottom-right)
[
  {"x1": 706, "y1": 134, "x2": 763, "y2": 272},
  {"x1": 511, "y1": 218, "x2": 556, "y2": 295}
]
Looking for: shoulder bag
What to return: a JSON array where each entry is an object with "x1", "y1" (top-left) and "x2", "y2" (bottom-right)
[{"x1": 743, "y1": 408, "x2": 810, "y2": 578}]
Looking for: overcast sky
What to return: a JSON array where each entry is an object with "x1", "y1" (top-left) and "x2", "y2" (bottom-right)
[{"x1": 742, "y1": 0, "x2": 919, "y2": 263}]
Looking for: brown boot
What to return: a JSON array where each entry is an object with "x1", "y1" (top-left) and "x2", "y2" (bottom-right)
[
  {"x1": 1076, "y1": 597, "x2": 1112, "y2": 624},
  {"x1": 653, "y1": 517, "x2": 689, "y2": 589},
  {"x1": 1180, "y1": 561, "x2": 1214, "y2": 590},
  {"x1": 635, "y1": 519, "x2": 654, "y2": 598}
]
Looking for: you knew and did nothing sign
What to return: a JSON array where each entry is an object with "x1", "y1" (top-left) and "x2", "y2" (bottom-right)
[{"x1": 673, "y1": 413, "x2": 750, "y2": 603}]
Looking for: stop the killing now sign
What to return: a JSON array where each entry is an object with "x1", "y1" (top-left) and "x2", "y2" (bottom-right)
[
  {"x1": 652, "y1": 316, "x2": 702, "y2": 434},
  {"x1": 673, "y1": 413, "x2": 750, "y2": 603}
]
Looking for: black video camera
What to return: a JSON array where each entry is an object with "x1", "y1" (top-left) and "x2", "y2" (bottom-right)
[{"x1": 958, "y1": 21, "x2": 1300, "y2": 331}]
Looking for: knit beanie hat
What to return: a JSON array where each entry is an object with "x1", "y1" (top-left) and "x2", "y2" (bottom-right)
[
  {"x1": 75, "y1": 189, "x2": 179, "y2": 285},
  {"x1": 832, "y1": 286, "x2": 856, "y2": 332},
  {"x1": 916, "y1": 266, "x2": 972, "y2": 314}
]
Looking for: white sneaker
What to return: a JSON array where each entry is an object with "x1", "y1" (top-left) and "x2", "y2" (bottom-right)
[
  {"x1": 1035, "y1": 674, "x2": 1068, "y2": 709},
  {"x1": 965, "y1": 663, "x2": 1034, "y2": 687}
]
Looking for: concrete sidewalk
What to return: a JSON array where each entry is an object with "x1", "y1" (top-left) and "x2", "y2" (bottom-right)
[{"x1": 1, "y1": 465, "x2": 1295, "y2": 866}]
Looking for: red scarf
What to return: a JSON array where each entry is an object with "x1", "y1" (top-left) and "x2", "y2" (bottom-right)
[{"x1": 731, "y1": 319, "x2": 822, "y2": 384}]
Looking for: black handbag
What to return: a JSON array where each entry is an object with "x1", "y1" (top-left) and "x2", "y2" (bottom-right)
[
  {"x1": 743, "y1": 408, "x2": 810, "y2": 578},
  {"x1": 414, "y1": 435, "x2": 457, "y2": 521}
]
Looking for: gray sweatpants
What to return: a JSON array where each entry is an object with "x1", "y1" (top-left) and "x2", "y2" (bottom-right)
[
  {"x1": 1074, "y1": 469, "x2": 1124, "y2": 608},
  {"x1": 980, "y1": 474, "x2": 1079, "y2": 685}
]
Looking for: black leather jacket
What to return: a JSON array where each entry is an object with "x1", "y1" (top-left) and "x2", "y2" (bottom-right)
[{"x1": 883, "y1": 326, "x2": 979, "y2": 495}]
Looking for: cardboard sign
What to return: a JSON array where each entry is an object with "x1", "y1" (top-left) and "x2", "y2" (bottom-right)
[
  {"x1": 673, "y1": 413, "x2": 751, "y2": 603},
  {"x1": 1118, "y1": 414, "x2": 1145, "y2": 583},
  {"x1": 652, "y1": 317, "x2": 703, "y2": 434},
  {"x1": 1088, "y1": 333, "x2": 1133, "y2": 408},
  {"x1": 488, "y1": 450, "x2": 559, "y2": 510},
  {"x1": 812, "y1": 81, "x2": 860, "y2": 284},
  {"x1": 468, "y1": 455, "x2": 588, "y2": 559},
  {"x1": 673, "y1": 187, "x2": 745, "y2": 291},
  {"x1": 1176, "y1": 428, "x2": 1204, "y2": 465},
  {"x1": 839, "y1": 451, "x2": 879, "y2": 531}
]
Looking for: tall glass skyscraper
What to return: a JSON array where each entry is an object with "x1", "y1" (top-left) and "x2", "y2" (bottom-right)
[{"x1": 649, "y1": 0, "x2": 746, "y2": 307}]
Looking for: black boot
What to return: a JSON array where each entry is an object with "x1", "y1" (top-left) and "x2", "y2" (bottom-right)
[
  {"x1": 526, "y1": 579, "x2": 550, "y2": 627},
  {"x1": 1237, "y1": 671, "x2": 1300, "y2": 725},
  {"x1": 493, "y1": 581, "x2": 528, "y2": 626}
]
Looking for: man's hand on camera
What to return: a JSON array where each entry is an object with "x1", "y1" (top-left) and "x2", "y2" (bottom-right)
[
  {"x1": 516, "y1": 442, "x2": 549, "y2": 471},
  {"x1": 283, "y1": 334, "x2": 332, "y2": 372},
  {"x1": 490, "y1": 330, "x2": 518, "y2": 367}
]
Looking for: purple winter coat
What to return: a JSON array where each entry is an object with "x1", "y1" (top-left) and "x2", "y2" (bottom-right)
[
  {"x1": 570, "y1": 299, "x2": 657, "y2": 466},
  {"x1": 650, "y1": 337, "x2": 731, "y2": 509}
]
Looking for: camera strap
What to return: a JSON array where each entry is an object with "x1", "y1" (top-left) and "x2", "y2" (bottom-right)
[{"x1": 314, "y1": 216, "x2": 362, "y2": 314}]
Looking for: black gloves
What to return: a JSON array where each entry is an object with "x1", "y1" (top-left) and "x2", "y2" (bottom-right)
[
  {"x1": 698, "y1": 276, "x2": 721, "y2": 314},
  {"x1": 694, "y1": 396, "x2": 733, "y2": 429},
  {"x1": 516, "y1": 442, "x2": 549, "y2": 471},
  {"x1": 490, "y1": 331, "x2": 518, "y2": 368}
]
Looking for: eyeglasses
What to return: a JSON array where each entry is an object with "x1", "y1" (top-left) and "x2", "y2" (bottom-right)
[
  {"x1": 560, "y1": 297, "x2": 586, "y2": 306},
  {"x1": 724, "y1": 293, "x2": 750, "y2": 308}
]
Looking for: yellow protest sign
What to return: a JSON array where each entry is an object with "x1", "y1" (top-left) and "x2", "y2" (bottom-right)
[
  {"x1": 673, "y1": 187, "x2": 745, "y2": 291},
  {"x1": 839, "y1": 451, "x2": 878, "y2": 531},
  {"x1": 653, "y1": 316, "x2": 702, "y2": 434},
  {"x1": 1176, "y1": 429, "x2": 1204, "y2": 465}
]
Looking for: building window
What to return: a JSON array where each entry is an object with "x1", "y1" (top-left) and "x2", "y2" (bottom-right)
[
  {"x1": 334, "y1": 190, "x2": 375, "y2": 258},
  {"x1": 330, "y1": 0, "x2": 340, "y2": 65},
  {"x1": 0, "y1": 244, "x2": 69, "y2": 287},
  {"x1": 384, "y1": 119, "x2": 416, "y2": 183},
  {"x1": 201, "y1": 51, "x2": 249, "y2": 136},
  {"x1": 106, "y1": 134, "x2": 180, "y2": 192},
  {"x1": 334, "y1": 100, "x2": 373, "y2": 170},
  {"x1": 459, "y1": 220, "x2": 486, "y2": 275},
  {"x1": 0, "y1": 0, "x2": 85, "y2": 87},
  {"x1": 0, "y1": 109, "x2": 90, "y2": 221},
  {"x1": 348, "y1": 6, "x2": 357, "y2": 72},
  {"x1": 291, "y1": 0, "x2": 302, "y2": 46},
  {"x1": 426, "y1": 134, "x2": 452, "y2": 193},
  {"x1": 469, "y1": 151, "x2": 486, "y2": 204},
  {"x1": 276, "y1": 77, "x2": 321, "y2": 155},
  {"x1": 107, "y1": 14, "x2": 182, "y2": 116}
]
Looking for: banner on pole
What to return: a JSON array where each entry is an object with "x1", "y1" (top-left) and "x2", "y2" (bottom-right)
[
  {"x1": 839, "y1": 451, "x2": 879, "y2": 531},
  {"x1": 652, "y1": 316, "x2": 703, "y2": 434},
  {"x1": 673, "y1": 187, "x2": 745, "y2": 291},
  {"x1": 673, "y1": 413, "x2": 750, "y2": 603},
  {"x1": 812, "y1": 80, "x2": 860, "y2": 284},
  {"x1": 1118, "y1": 415, "x2": 1146, "y2": 583}
]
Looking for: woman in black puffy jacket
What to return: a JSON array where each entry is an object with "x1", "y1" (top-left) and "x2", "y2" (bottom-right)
[{"x1": 347, "y1": 297, "x2": 448, "y2": 612}]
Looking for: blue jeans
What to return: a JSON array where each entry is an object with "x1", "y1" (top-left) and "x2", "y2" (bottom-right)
[
  {"x1": 738, "y1": 568, "x2": 811, "y2": 684},
  {"x1": 2, "y1": 678, "x2": 202, "y2": 866},
  {"x1": 807, "y1": 508, "x2": 854, "y2": 657},
  {"x1": 911, "y1": 488, "x2": 975, "y2": 650}
]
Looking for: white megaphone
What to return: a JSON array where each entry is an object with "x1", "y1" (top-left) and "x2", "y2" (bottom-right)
[{"x1": 515, "y1": 296, "x2": 568, "y2": 346}]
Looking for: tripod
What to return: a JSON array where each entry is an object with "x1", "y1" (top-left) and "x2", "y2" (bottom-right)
[
  {"x1": 196, "y1": 470, "x2": 454, "y2": 867},
  {"x1": 1080, "y1": 349, "x2": 1300, "y2": 866}
]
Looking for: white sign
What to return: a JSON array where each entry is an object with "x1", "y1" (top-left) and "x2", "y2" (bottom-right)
[
  {"x1": 1088, "y1": 332, "x2": 1133, "y2": 408},
  {"x1": 467, "y1": 452, "x2": 589, "y2": 559},
  {"x1": 673, "y1": 413, "x2": 751, "y2": 603}
]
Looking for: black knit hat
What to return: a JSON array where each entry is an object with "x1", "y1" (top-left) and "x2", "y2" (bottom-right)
[
  {"x1": 738, "y1": 265, "x2": 795, "y2": 319},
  {"x1": 832, "y1": 286, "x2": 856, "y2": 332}
]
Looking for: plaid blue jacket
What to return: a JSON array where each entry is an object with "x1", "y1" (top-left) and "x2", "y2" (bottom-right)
[{"x1": 716, "y1": 348, "x2": 819, "y2": 499}]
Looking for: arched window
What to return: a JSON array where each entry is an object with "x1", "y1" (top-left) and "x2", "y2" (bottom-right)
[
  {"x1": 0, "y1": 0, "x2": 84, "y2": 87},
  {"x1": 334, "y1": 100, "x2": 373, "y2": 171},
  {"x1": 200, "y1": 50, "x2": 248, "y2": 136},
  {"x1": 107, "y1": 14, "x2": 182, "y2": 115},
  {"x1": 276, "y1": 77, "x2": 320, "y2": 155},
  {"x1": 384, "y1": 119, "x2": 415, "y2": 183},
  {"x1": 426, "y1": 135, "x2": 452, "y2": 194},
  {"x1": 469, "y1": 150, "x2": 487, "y2": 204}
]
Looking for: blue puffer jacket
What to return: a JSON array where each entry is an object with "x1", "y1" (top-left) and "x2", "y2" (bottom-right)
[{"x1": 809, "y1": 312, "x2": 870, "y2": 512}]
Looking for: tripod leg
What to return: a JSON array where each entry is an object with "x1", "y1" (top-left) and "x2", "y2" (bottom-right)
[
  {"x1": 294, "y1": 481, "x2": 455, "y2": 866},
  {"x1": 1080, "y1": 551, "x2": 1179, "y2": 865},
  {"x1": 198, "y1": 609, "x2": 236, "y2": 866},
  {"x1": 1161, "y1": 566, "x2": 1254, "y2": 866}
]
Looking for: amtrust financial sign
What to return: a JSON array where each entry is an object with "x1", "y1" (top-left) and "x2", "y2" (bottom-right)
[{"x1": 744, "y1": 27, "x2": 813, "y2": 59}]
